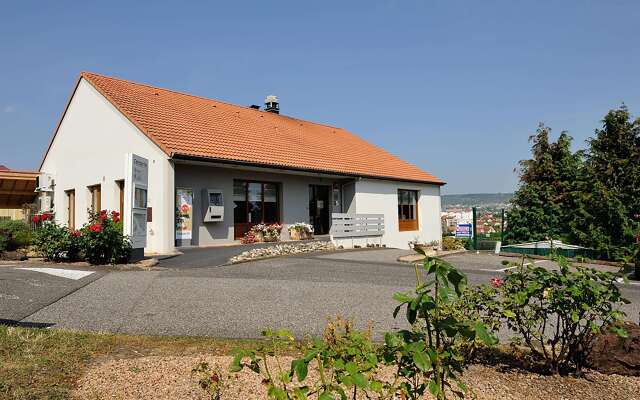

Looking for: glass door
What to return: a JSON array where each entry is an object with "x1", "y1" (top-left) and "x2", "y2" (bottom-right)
[{"x1": 309, "y1": 185, "x2": 331, "y2": 235}]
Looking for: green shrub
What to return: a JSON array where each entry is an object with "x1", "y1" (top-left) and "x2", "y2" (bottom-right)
[
  {"x1": 0, "y1": 219, "x2": 31, "y2": 252},
  {"x1": 32, "y1": 216, "x2": 71, "y2": 261},
  {"x1": 32, "y1": 210, "x2": 131, "y2": 264},
  {"x1": 384, "y1": 255, "x2": 497, "y2": 399},
  {"x1": 442, "y1": 236, "x2": 466, "y2": 251},
  {"x1": 81, "y1": 210, "x2": 131, "y2": 265},
  {"x1": 495, "y1": 256, "x2": 629, "y2": 374}
]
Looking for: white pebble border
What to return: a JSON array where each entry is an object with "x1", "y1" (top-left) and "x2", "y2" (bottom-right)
[{"x1": 228, "y1": 241, "x2": 335, "y2": 263}]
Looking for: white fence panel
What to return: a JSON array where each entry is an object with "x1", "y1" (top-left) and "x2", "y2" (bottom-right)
[{"x1": 330, "y1": 213, "x2": 384, "y2": 238}]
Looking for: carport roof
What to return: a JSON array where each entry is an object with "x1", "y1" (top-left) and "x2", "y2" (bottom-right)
[
  {"x1": 0, "y1": 169, "x2": 38, "y2": 209},
  {"x1": 44, "y1": 72, "x2": 444, "y2": 185}
]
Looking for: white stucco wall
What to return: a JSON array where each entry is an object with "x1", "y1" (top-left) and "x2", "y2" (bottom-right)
[
  {"x1": 39, "y1": 78, "x2": 175, "y2": 254},
  {"x1": 352, "y1": 179, "x2": 442, "y2": 249},
  {"x1": 175, "y1": 163, "x2": 348, "y2": 246}
]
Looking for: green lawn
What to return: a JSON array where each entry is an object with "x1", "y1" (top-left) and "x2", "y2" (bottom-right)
[{"x1": 0, "y1": 325, "x2": 267, "y2": 400}]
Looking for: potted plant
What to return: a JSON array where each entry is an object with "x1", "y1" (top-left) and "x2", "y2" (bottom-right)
[
  {"x1": 251, "y1": 224, "x2": 266, "y2": 242},
  {"x1": 288, "y1": 222, "x2": 314, "y2": 240}
]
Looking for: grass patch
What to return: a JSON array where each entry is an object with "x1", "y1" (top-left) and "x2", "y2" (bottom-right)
[{"x1": 0, "y1": 325, "x2": 271, "y2": 400}]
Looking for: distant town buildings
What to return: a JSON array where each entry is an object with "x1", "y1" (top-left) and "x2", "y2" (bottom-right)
[{"x1": 441, "y1": 208, "x2": 504, "y2": 237}]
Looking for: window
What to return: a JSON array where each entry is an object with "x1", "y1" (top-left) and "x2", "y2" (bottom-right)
[
  {"x1": 134, "y1": 187, "x2": 147, "y2": 209},
  {"x1": 88, "y1": 184, "x2": 101, "y2": 214},
  {"x1": 233, "y1": 180, "x2": 280, "y2": 224},
  {"x1": 65, "y1": 189, "x2": 75, "y2": 229},
  {"x1": 233, "y1": 180, "x2": 280, "y2": 239},
  {"x1": 116, "y1": 180, "x2": 124, "y2": 220},
  {"x1": 398, "y1": 189, "x2": 419, "y2": 231}
]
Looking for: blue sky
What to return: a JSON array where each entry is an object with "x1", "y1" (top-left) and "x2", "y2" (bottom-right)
[{"x1": 1, "y1": 1, "x2": 639, "y2": 194}]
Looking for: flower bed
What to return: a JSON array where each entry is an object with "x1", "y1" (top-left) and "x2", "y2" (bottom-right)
[
  {"x1": 241, "y1": 223, "x2": 282, "y2": 244},
  {"x1": 32, "y1": 210, "x2": 131, "y2": 265}
]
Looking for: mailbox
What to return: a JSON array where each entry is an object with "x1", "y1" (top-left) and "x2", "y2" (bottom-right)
[{"x1": 202, "y1": 189, "x2": 224, "y2": 222}]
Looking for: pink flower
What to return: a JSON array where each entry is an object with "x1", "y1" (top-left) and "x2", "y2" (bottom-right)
[
  {"x1": 31, "y1": 215, "x2": 41, "y2": 223},
  {"x1": 490, "y1": 277, "x2": 504, "y2": 288},
  {"x1": 71, "y1": 230, "x2": 81, "y2": 237}
]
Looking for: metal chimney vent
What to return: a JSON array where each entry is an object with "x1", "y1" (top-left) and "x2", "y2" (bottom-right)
[{"x1": 264, "y1": 95, "x2": 279, "y2": 114}]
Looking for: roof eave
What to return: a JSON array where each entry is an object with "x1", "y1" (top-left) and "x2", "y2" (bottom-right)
[{"x1": 171, "y1": 153, "x2": 446, "y2": 186}]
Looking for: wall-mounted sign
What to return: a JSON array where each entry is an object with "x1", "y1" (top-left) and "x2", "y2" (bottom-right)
[
  {"x1": 455, "y1": 223, "x2": 472, "y2": 238},
  {"x1": 176, "y1": 188, "x2": 193, "y2": 240},
  {"x1": 124, "y1": 154, "x2": 149, "y2": 250}
]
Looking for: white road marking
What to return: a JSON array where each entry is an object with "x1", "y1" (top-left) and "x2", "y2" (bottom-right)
[{"x1": 19, "y1": 268, "x2": 94, "y2": 280}]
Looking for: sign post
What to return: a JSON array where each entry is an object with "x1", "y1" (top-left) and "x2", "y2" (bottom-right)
[
  {"x1": 455, "y1": 223, "x2": 472, "y2": 239},
  {"x1": 472, "y1": 207, "x2": 478, "y2": 252},
  {"x1": 124, "y1": 154, "x2": 149, "y2": 261}
]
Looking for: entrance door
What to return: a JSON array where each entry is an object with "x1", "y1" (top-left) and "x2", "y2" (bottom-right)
[{"x1": 309, "y1": 185, "x2": 330, "y2": 235}]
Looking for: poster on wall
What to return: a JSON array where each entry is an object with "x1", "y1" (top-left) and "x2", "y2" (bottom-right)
[{"x1": 175, "y1": 188, "x2": 193, "y2": 240}]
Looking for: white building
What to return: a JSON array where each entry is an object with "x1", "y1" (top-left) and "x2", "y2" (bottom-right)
[{"x1": 39, "y1": 72, "x2": 445, "y2": 254}]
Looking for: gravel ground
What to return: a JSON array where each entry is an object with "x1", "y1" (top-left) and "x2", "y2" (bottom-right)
[{"x1": 72, "y1": 354, "x2": 640, "y2": 400}]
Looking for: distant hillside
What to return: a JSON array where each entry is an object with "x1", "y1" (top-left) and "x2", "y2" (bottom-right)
[{"x1": 442, "y1": 193, "x2": 513, "y2": 208}]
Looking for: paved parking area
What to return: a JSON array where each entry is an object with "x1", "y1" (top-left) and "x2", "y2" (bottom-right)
[
  {"x1": 15, "y1": 249, "x2": 640, "y2": 338},
  {"x1": 0, "y1": 264, "x2": 105, "y2": 324}
]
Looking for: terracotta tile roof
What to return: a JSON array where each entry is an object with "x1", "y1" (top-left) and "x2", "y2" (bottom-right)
[{"x1": 80, "y1": 72, "x2": 444, "y2": 184}]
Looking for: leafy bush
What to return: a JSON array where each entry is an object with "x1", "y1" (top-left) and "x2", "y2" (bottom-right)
[
  {"x1": 384, "y1": 255, "x2": 497, "y2": 398},
  {"x1": 81, "y1": 210, "x2": 131, "y2": 265},
  {"x1": 442, "y1": 236, "x2": 465, "y2": 251},
  {"x1": 32, "y1": 214, "x2": 72, "y2": 261},
  {"x1": 0, "y1": 219, "x2": 31, "y2": 252},
  {"x1": 495, "y1": 256, "x2": 629, "y2": 374},
  {"x1": 32, "y1": 210, "x2": 131, "y2": 264},
  {"x1": 231, "y1": 319, "x2": 387, "y2": 399},
  {"x1": 449, "y1": 284, "x2": 504, "y2": 361},
  {"x1": 227, "y1": 253, "x2": 497, "y2": 399}
]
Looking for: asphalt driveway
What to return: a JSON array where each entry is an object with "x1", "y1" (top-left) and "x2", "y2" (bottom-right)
[
  {"x1": 14, "y1": 250, "x2": 640, "y2": 338},
  {"x1": 0, "y1": 264, "x2": 105, "y2": 324}
]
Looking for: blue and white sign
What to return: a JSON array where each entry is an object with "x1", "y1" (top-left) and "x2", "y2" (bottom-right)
[{"x1": 455, "y1": 223, "x2": 472, "y2": 238}]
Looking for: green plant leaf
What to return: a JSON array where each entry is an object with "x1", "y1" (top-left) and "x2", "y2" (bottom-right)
[
  {"x1": 319, "y1": 391, "x2": 334, "y2": 400},
  {"x1": 611, "y1": 325, "x2": 629, "y2": 338},
  {"x1": 475, "y1": 322, "x2": 498, "y2": 345},
  {"x1": 412, "y1": 349, "x2": 431, "y2": 371},
  {"x1": 268, "y1": 386, "x2": 288, "y2": 400},
  {"x1": 291, "y1": 359, "x2": 308, "y2": 381}
]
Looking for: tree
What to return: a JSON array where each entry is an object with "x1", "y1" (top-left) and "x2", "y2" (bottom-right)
[
  {"x1": 571, "y1": 106, "x2": 640, "y2": 259},
  {"x1": 506, "y1": 123, "x2": 583, "y2": 243}
]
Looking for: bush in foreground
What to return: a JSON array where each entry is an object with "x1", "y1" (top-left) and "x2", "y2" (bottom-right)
[
  {"x1": 228, "y1": 253, "x2": 497, "y2": 400},
  {"x1": 472, "y1": 255, "x2": 629, "y2": 375}
]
